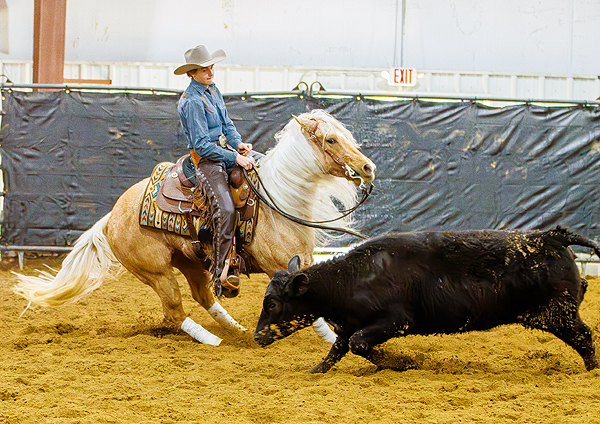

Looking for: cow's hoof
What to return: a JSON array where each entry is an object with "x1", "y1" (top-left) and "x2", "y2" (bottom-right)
[
  {"x1": 307, "y1": 362, "x2": 330, "y2": 374},
  {"x1": 584, "y1": 356, "x2": 599, "y2": 371}
]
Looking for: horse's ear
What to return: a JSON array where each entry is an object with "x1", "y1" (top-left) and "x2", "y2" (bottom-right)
[
  {"x1": 288, "y1": 255, "x2": 302, "y2": 273},
  {"x1": 289, "y1": 273, "x2": 309, "y2": 296},
  {"x1": 292, "y1": 114, "x2": 308, "y2": 130}
]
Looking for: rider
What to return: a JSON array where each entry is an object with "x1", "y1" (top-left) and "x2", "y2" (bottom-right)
[{"x1": 174, "y1": 45, "x2": 258, "y2": 296}]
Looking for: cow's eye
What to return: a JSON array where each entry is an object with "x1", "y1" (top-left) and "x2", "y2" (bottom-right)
[
  {"x1": 265, "y1": 299, "x2": 279, "y2": 312},
  {"x1": 325, "y1": 137, "x2": 336, "y2": 144}
]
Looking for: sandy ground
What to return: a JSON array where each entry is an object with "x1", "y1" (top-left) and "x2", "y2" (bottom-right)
[{"x1": 1, "y1": 255, "x2": 600, "y2": 424}]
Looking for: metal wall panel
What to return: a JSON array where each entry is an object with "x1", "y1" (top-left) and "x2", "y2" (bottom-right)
[{"x1": 3, "y1": 60, "x2": 600, "y2": 101}]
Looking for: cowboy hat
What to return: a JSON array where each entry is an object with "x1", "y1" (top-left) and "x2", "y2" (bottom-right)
[{"x1": 174, "y1": 45, "x2": 226, "y2": 75}]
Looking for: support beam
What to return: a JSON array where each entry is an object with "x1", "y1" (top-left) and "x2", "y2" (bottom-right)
[{"x1": 33, "y1": 0, "x2": 66, "y2": 84}]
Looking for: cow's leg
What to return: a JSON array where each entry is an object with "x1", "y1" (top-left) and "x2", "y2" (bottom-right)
[
  {"x1": 349, "y1": 320, "x2": 414, "y2": 371},
  {"x1": 559, "y1": 320, "x2": 598, "y2": 371},
  {"x1": 519, "y1": 296, "x2": 598, "y2": 371},
  {"x1": 541, "y1": 315, "x2": 598, "y2": 371},
  {"x1": 307, "y1": 337, "x2": 350, "y2": 374}
]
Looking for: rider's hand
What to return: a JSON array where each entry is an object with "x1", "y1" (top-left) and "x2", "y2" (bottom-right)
[
  {"x1": 236, "y1": 153, "x2": 256, "y2": 170},
  {"x1": 237, "y1": 143, "x2": 252, "y2": 156}
]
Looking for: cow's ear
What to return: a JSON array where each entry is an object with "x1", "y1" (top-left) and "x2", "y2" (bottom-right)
[
  {"x1": 289, "y1": 273, "x2": 309, "y2": 296},
  {"x1": 288, "y1": 255, "x2": 302, "y2": 273}
]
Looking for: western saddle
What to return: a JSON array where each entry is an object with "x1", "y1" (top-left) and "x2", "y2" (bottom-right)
[{"x1": 153, "y1": 154, "x2": 259, "y2": 289}]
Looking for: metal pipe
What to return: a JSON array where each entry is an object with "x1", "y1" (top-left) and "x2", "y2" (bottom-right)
[
  {"x1": 2, "y1": 243, "x2": 598, "y2": 261},
  {"x1": 2, "y1": 245, "x2": 598, "y2": 275},
  {"x1": 0, "y1": 245, "x2": 73, "y2": 252},
  {"x1": 1, "y1": 83, "x2": 182, "y2": 94},
  {"x1": 0, "y1": 246, "x2": 73, "y2": 271},
  {"x1": 3, "y1": 83, "x2": 599, "y2": 105}
]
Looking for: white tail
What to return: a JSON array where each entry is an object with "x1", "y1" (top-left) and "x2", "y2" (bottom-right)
[{"x1": 12, "y1": 213, "x2": 121, "y2": 310}]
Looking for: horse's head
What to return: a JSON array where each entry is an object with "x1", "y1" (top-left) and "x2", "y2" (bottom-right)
[{"x1": 293, "y1": 110, "x2": 376, "y2": 186}]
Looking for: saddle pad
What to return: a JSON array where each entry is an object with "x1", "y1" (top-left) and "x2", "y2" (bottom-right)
[
  {"x1": 139, "y1": 161, "x2": 259, "y2": 244},
  {"x1": 139, "y1": 162, "x2": 208, "y2": 236}
]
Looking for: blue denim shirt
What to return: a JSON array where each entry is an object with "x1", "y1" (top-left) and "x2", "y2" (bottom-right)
[{"x1": 177, "y1": 79, "x2": 241, "y2": 163}]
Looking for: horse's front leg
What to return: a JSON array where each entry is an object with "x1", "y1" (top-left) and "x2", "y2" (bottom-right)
[
  {"x1": 207, "y1": 302, "x2": 246, "y2": 332},
  {"x1": 312, "y1": 317, "x2": 337, "y2": 343},
  {"x1": 175, "y1": 255, "x2": 246, "y2": 333},
  {"x1": 130, "y1": 267, "x2": 223, "y2": 346}
]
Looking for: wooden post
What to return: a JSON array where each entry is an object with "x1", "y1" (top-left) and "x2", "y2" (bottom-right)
[{"x1": 32, "y1": 0, "x2": 66, "y2": 85}]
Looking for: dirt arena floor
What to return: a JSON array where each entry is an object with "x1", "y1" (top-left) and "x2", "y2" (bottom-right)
[{"x1": 1, "y1": 256, "x2": 600, "y2": 424}]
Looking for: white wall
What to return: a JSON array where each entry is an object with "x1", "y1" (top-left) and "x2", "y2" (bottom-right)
[
  {"x1": 1, "y1": 0, "x2": 599, "y2": 76},
  {"x1": 404, "y1": 0, "x2": 600, "y2": 75}
]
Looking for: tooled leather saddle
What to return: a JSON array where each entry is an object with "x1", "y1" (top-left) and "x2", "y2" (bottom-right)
[{"x1": 139, "y1": 154, "x2": 259, "y2": 258}]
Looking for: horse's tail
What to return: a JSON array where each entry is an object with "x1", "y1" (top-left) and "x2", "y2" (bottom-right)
[{"x1": 12, "y1": 213, "x2": 121, "y2": 311}]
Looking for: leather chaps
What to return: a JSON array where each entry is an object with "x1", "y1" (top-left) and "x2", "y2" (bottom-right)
[{"x1": 194, "y1": 160, "x2": 235, "y2": 279}]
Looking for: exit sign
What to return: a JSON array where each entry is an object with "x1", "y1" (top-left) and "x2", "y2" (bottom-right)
[{"x1": 388, "y1": 68, "x2": 417, "y2": 86}]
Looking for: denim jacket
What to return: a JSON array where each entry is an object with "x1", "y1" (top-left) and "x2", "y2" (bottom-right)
[{"x1": 177, "y1": 79, "x2": 241, "y2": 163}]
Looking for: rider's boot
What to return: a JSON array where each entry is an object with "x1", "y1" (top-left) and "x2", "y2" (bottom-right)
[{"x1": 220, "y1": 241, "x2": 240, "y2": 294}]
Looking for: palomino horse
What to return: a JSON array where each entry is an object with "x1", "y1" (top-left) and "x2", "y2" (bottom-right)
[{"x1": 13, "y1": 109, "x2": 376, "y2": 345}]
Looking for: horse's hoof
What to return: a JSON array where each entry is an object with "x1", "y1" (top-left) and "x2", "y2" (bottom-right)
[{"x1": 221, "y1": 288, "x2": 239, "y2": 298}]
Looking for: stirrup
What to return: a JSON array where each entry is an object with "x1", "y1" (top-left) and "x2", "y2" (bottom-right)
[{"x1": 219, "y1": 259, "x2": 240, "y2": 291}]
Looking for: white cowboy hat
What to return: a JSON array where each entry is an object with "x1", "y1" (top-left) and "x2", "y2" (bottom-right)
[{"x1": 174, "y1": 45, "x2": 226, "y2": 75}]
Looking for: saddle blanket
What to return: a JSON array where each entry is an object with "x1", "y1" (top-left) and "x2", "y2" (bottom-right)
[
  {"x1": 139, "y1": 162, "x2": 201, "y2": 236},
  {"x1": 138, "y1": 161, "x2": 259, "y2": 244}
]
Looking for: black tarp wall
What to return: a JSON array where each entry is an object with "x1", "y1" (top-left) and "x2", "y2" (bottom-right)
[{"x1": 1, "y1": 89, "x2": 599, "y2": 247}]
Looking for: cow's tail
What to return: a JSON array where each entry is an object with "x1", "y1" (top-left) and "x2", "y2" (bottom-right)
[
  {"x1": 12, "y1": 213, "x2": 121, "y2": 313},
  {"x1": 546, "y1": 226, "x2": 600, "y2": 258}
]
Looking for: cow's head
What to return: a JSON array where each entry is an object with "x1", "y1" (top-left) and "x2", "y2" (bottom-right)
[{"x1": 254, "y1": 255, "x2": 317, "y2": 347}]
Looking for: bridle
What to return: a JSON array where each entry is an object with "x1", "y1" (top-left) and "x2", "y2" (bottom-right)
[
  {"x1": 242, "y1": 118, "x2": 375, "y2": 240},
  {"x1": 304, "y1": 118, "x2": 368, "y2": 185},
  {"x1": 243, "y1": 168, "x2": 371, "y2": 239}
]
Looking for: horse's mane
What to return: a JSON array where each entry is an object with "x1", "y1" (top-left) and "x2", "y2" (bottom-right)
[{"x1": 257, "y1": 109, "x2": 360, "y2": 245}]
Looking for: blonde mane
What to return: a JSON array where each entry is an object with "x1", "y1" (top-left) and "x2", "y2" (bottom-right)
[{"x1": 257, "y1": 110, "x2": 360, "y2": 245}]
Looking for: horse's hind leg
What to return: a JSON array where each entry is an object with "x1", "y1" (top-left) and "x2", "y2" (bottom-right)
[
  {"x1": 106, "y1": 183, "x2": 221, "y2": 345},
  {"x1": 173, "y1": 254, "x2": 246, "y2": 332}
]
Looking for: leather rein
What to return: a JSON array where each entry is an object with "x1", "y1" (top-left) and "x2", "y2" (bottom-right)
[{"x1": 242, "y1": 119, "x2": 374, "y2": 240}]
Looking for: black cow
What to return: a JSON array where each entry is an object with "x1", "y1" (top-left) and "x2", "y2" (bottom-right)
[{"x1": 254, "y1": 226, "x2": 600, "y2": 373}]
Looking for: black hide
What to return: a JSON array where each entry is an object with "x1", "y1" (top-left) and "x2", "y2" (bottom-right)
[{"x1": 254, "y1": 226, "x2": 600, "y2": 373}]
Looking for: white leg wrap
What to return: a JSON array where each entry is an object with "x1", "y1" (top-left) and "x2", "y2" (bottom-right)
[
  {"x1": 312, "y1": 317, "x2": 337, "y2": 343},
  {"x1": 181, "y1": 317, "x2": 222, "y2": 346},
  {"x1": 208, "y1": 303, "x2": 247, "y2": 332}
]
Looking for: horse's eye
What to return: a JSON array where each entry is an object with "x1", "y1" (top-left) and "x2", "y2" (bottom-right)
[{"x1": 326, "y1": 138, "x2": 336, "y2": 144}]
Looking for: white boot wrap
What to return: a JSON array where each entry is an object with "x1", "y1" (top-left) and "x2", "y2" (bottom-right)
[
  {"x1": 312, "y1": 317, "x2": 337, "y2": 343},
  {"x1": 181, "y1": 317, "x2": 222, "y2": 346},
  {"x1": 208, "y1": 303, "x2": 247, "y2": 332}
]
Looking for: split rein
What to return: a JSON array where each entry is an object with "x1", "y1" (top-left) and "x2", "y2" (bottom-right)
[
  {"x1": 241, "y1": 118, "x2": 373, "y2": 239},
  {"x1": 243, "y1": 167, "x2": 372, "y2": 240}
]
